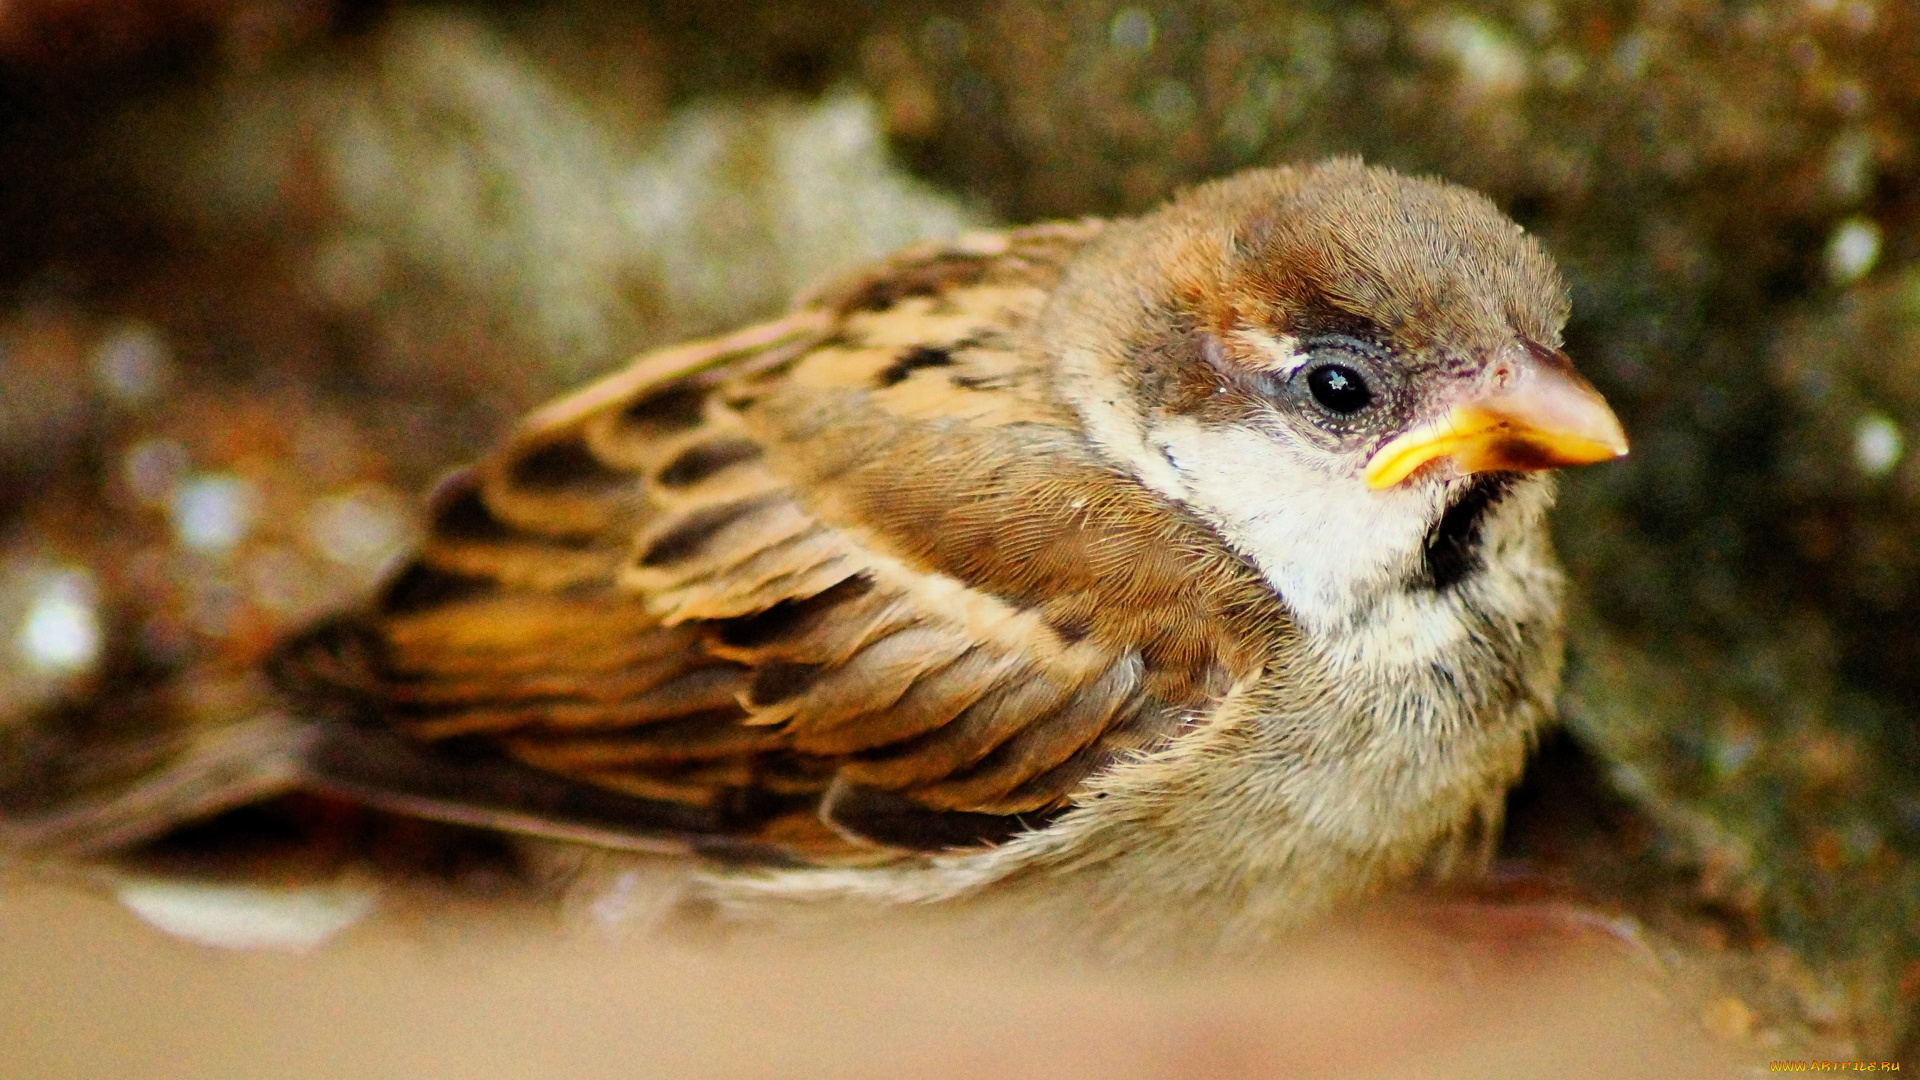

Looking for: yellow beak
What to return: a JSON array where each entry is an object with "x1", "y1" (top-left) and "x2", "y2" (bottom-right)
[{"x1": 1363, "y1": 343, "x2": 1629, "y2": 490}]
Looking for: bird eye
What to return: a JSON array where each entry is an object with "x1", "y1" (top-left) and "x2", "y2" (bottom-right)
[{"x1": 1305, "y1": 364, "x2": 1372, "y2": 414}]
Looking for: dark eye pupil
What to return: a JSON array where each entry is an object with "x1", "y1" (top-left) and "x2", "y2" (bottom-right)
[{"x1": 1307, "y1": 364, "x2": 1372, "y2": 414}]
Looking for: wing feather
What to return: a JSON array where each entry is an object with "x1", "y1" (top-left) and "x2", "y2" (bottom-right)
[
  {"x1": 274, "y1": 222, "x2": 1297, "y2": 858},
  {"x1": 784, "y1": 647, "x2": 1019, "y2": 755}
]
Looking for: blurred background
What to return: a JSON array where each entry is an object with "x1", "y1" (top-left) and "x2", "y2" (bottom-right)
[{"x1": 0, "y1": 0, "x2": 1915, "y2": 1071}]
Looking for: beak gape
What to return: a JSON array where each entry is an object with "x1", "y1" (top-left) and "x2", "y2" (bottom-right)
[{"x1": 1363, "y1": 342, "x2": 1629, "y2": 490}]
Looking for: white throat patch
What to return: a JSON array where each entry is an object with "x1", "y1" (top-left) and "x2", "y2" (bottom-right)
[{"x1": 1142, "y1": 417, "x2": 1449, "y2": 636}]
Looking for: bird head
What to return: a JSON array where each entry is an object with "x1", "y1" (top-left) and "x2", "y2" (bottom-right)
[{"x1": 1049, "y1": 159, "x2": 1628, "y2": 628}]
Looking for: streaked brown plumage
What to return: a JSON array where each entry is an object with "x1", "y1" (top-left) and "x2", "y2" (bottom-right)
[{"x1": 11, "y1": 160, "x2": 1628, "y2": 951}]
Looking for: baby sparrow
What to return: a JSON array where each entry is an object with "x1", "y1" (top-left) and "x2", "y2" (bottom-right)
[{"x1": 26, "y1": 160, "x2": 1629, "y2": 951}]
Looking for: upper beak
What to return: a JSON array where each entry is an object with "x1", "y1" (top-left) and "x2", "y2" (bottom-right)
[{"x1": 1363, "y1": 342, "x2": 1629, "y2": 490}]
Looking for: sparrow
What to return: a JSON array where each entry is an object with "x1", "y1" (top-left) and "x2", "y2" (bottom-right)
[{"x1": 19, "y1": 160, "x2": 1629, "y2": 952}]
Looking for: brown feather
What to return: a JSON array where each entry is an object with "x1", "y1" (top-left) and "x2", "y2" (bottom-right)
[{"x1": 273, "y1": 218, "x2": 1296, "y2": 857}]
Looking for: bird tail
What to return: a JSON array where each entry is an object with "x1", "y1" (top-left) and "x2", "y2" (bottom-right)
[{"x1": 0, "y1": 670, "x2": 314, "y2": 859}]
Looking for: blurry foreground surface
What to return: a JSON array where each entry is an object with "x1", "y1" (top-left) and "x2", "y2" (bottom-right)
[
  {"x1": 0, "y1": 0, "x2": 1917, "y2": 1068},
  {"x1": 0, "y1": 880, "x2": 1728, "y2": 1080}
]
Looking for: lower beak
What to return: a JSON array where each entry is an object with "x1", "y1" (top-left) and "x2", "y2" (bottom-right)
[{"x1": 1363, "y1": 343, "x2": 1629, "y2": 490}]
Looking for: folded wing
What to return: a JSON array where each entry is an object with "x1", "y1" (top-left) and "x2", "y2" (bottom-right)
[{"x1": 275, "y1": 223, "x2": 1296, "y2": 861}]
